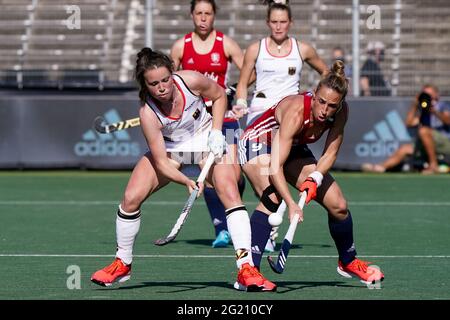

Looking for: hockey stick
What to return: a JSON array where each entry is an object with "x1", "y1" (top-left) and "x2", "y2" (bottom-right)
[
  {"x1": 267, "y1": 191, "x2": 307, "y2": 274},
  {"x1": 154, "y1": 152, "x2": 216, "y2": 246},
  {"x1": 93, "y1": 116, "x2": 140, "y2": 134}
]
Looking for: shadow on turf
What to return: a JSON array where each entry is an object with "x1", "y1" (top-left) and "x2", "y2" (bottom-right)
[
  {"x1": 97, "y1": 280, "x2": 356, "y2": 293},
  {"x1": 182, "y1": 239, "x2": 332, "y2": 249}
]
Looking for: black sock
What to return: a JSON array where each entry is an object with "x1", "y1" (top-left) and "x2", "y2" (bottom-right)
[
  {"x1": 250, "y1": 210, "x2": 272, "y2": 268},
  {"x1": 328, "y1": 211, "x2": 357, "y2": 265},
  {"x1": 204, "y1": 187, "x2": 227, "y2": 236}
]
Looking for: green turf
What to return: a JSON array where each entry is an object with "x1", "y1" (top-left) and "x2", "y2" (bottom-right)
[{"x1": 1, "y1": 171, "x2": 450, "y2": 300}]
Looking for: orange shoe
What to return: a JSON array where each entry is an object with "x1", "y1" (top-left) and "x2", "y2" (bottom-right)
[
  {"x1": 337, "y1": 259, "x2": 384, "y2": 285},
  {"x1": 233, "y1": 263, "x2": 277, "y2": 292},
  {"x1": 91, "y1": 258, "x2": 131, "y2": 287}
]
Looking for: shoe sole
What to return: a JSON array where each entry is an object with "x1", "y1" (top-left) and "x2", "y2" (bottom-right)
[
  {"x1": 91, "y1": 274, "x2": 131, "y2": 287},
  {"x1": 337, "y1": 267, "x2": 384, "y2": 285},
  {"x1": 233, "y1": 281, "x2": 277, "y2": 292}
]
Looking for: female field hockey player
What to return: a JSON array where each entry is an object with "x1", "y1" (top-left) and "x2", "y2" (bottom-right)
[
  {"x1": 233, "y1": 0, "x2": 329, "y2": 254},
  {"x1": 238, "y1": 60, "x2": 385, "y2": 285},
  {"x1": 170, "y1": 0, "x2": 248, "y2": 248},
  {"x1": 91, "y1": 48, "x2": 276, "y2": 292}
]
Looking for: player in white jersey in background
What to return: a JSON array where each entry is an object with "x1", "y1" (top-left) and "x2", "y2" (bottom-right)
[
  {"x1": 91, "y1": 48, "x2": 276, "y2": 292},
  {"x1": 234, "y1": 0, "x2": 328, "y2": 125},
  {"x1": 233, "y1": 0, "x2": 328, "y2": 257}
]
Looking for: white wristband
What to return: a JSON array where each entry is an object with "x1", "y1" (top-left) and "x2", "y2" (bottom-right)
[
  {"x1": 236, "y1": 98, "x2": 248, "y2": 108},
  {"x1": 309, "y1": 171, "x2": 323, "y2": 187}
]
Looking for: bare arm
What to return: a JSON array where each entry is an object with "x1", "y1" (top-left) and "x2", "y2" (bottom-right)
[
  {"x1": 405, "y1": 96, "x2": 420, "y2": 127},
  {"x1": 170, "y1": 37, "x2": 185, "y2": 71},
  {"x1": 299, "y1": 41, "x2": 329, "y2": 76},
  {"x1": 315, "y1": 104, "x2": 348, "y2": 175},
  {"x1": 360, "y1": 77, "x2": 370, "y2": 96},
  {"x1": 269, "y1": 96, "x2": 304, "y2": 208},
  {"x1": 224, "y1": 34, "x2": 244, "y2": 70},
  {"x1": 235, "y1": 41, "x2": 259, "y2": 103},
  {"x1": 139, "y1": 105, "x2": 192, "y2": 186}
]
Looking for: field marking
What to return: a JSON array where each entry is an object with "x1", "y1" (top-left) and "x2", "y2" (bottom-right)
[
  {"x1": 1, "y1": 254, "x2": 450, "y2": 258},
  {"x1": 1, "y1": 200, "x2": 450, "y2": 206}
]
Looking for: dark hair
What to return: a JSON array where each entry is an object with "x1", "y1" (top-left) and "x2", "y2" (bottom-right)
[
  {"x1": 190, "y1": 0, "x2": 217, "y2": 13},
  {"x1": 260, "y1": 0, "x2": 292, "y2": 21},
  {"x1": 135, "y1": 47, "x2": 174, "y2": 102},
  {"x1": 316, "y1": 60, "x2": 348, "y2": 103}
]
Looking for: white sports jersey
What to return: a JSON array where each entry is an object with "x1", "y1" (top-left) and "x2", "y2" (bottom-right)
[
  {"x1": 249, "y1": 37, "x2": 303, "y2": 121},
  {"x1": 145, "y1": 74, "x2": 212, "y2": 152}
]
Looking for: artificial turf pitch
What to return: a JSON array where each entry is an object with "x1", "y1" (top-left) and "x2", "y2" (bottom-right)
[{"x1": 1, "y1": 171, "x2": 449, "y2": 300}]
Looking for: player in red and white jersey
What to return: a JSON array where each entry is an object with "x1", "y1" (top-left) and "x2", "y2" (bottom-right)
[
  {"x1": 238, "y1": 61, "x2": 384, "y2": 286},
  {"x1": 171, "y1": 0, "x2": 248, "y2": 248},
  {"x1": 91, "y1": 48, "x2": 276, "y2": 292},
  {"x1": 234, "y1": 0, "x2": 328, "y2": 254}
]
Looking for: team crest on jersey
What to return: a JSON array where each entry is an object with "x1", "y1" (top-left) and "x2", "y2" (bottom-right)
[
  {"x1": 211, "y1": 52, "x2": 221, "y2": 65},
  {"x1": 192, "y1": 108, "x2": 201, "y2": 120},
  {"x1": 288, "y1": 67, "x2": 296, "y2": 75}
]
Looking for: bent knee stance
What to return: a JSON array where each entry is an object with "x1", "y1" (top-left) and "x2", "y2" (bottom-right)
[
  {"x1": 327, "y1": 199, "x2": 348, "y2": 220},
  {"x1": 122, "y1": 189, "x2": 146, "y2": 212},
  {"x1": 260, "y1": 185, "x2": 281, "y2": 212}
]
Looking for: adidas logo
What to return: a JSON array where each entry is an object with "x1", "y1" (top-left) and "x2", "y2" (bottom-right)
[
  {"x1": 355, "y1": 110, "x2": 412, "y2": 157},
  {"x1": 187, "y1": 58, "x2": 194, "y2": 64},
  {"x1": 251, "y1": 245, "x2": 262, "y2": 255},
  {"x1": 74, "y1": 109, "x2": 141, "y2": 157},
  {"x1": 212, "y1": 218, "x2": 222, "y2": 226}
]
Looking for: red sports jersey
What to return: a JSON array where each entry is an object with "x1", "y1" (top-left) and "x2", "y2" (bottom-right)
[
  {"x1": 181, "y1": 30, "x2": 229, "y2": 89},
  {"x1": 241, "y1": 92, "x2": 330, "y2": 146}
]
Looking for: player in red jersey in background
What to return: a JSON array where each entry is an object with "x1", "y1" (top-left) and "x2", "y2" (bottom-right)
[{"x1": 171, "y1": 0, "x2": 249, "y2": 248}]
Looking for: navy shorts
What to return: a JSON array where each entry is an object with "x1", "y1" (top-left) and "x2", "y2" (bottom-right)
[
  {"x1": 238, "y1": 140, "x2": 315, "y2": 165},
  {"x1": 222, "y1": 120, "x2": 243, "y2": 146}
]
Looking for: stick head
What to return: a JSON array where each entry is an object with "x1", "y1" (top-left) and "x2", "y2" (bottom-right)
[
  {"x1": 267, "y1": 255, "x2": 284, "y2": 274},
  {"x1": 154, "y1": 236, "x2": 176, "y2": 246},
  {"x1": 93, "y1": 116, "x2": 109, "y2": 134}
]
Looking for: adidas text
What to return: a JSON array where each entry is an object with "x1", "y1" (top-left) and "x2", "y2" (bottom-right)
[
  {"x1": 74, "y1": 140, "x2": 140, "y2": 157},
  {"x1": 355, "y1": 141, "x2": 399, "y2": 157}
]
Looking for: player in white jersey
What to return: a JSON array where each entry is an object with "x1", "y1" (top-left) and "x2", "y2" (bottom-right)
[
  {"x1": 233, "y1": 0, "x2": 329, "y2": 254},
  {"x1": 234, "y1": 1, "x2": 328, "y2": 125},
  {"x1": 91, "y1": 48, "x2": 276, "y2": 292}
]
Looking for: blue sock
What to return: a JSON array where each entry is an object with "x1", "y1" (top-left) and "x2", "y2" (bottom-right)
[
  {"x1": 250, "y1": 210, "x2": 272, "y2": 269},
  {"x1": 204, "y1": 187, "x2": 227, "y2": 236},
  {"x1": 328, "y1": 211, "x2": 357, "y2": 265},
  {"x1": 238, "y1": 176, "x2": 246, "y2": 197}
]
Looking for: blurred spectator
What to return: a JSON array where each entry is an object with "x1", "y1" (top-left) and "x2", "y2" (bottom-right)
[
  {"x1": 360, "y1": 41, "x2": 391, "y2": 96},
  {"x1": 362, "y1": 84, "x2": 450, "y2": 173},
  {"x1": 331, "y1": 46, "x2": 352, "y2": 95},
  {"x1": 332, "y1": 46, "x2": 352, "y2": 79}
]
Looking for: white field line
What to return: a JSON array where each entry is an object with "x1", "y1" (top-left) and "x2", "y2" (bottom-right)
[
  {"x1": 1, "y1": 200, "x2": 450, "y2": 206},
  {"x1": 1, "y1": 254, "x2": 450, "y2": 258}
]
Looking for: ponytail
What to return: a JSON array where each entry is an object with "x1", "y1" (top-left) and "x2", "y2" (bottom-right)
[{"x1": 316, "y1": 60, "x2": 348, "y2": 103}]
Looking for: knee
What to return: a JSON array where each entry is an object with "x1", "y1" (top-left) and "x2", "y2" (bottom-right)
[
  {"x1": 328, "y1": 198, "x2": 348, "y2": 220},
  {"x1": 418, "y1": 126, "x2": 432, "y2": 138},
  {"x1": 215, "y1": 180, "x2": 241, "y2": 203},
  {"x1": 122, "y1": 188, "x2": 145, "y2": 212}
]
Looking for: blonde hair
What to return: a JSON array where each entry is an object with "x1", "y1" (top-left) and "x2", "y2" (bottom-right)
[{"x1": 316, "y1": 60, "x2": 348, "y2": 103}]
